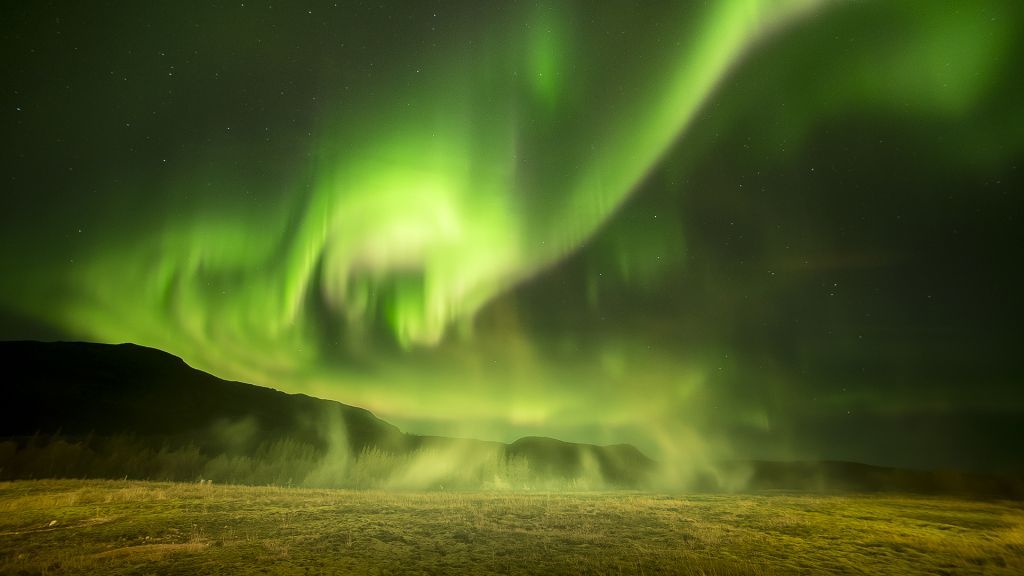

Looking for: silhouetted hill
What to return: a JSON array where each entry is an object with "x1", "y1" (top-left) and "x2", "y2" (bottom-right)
[
  {"x1": 0, "y1": 340, "x2": 655, "y2": 487},
  {"x1": 0, "y1": 340, "x2": 406, "y2": 455},
  {"x1": 508, "y1": 437, "x2": 654, "y2": 486},
  {"x1": 5, "y1": 341, "x2": 1016, "y2": 496}
]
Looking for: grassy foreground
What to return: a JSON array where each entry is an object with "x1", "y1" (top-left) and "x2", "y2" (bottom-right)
[{"x1": 1, "y1": 480, "x2": 1022, "y2": 575}]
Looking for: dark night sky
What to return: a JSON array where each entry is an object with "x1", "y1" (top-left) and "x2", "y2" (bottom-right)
[{"x1": 2, "y1": 1, "x2": 1022, "y2": 475}]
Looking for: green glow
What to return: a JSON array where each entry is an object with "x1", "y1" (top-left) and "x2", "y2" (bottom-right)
[
  {"x1": 2, "y1": 0, "x2": 1021, "y2": 472},
  {"x1": 65, "y1": 1, "x2": 818, "y2": 352},
  {"x1": 527, "y1": 3, "x2": 567, "y2": 109}
]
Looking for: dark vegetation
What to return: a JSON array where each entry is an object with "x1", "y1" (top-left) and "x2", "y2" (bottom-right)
[{"x1": 734, "y1": 460, "x2": 1024, "y2": 500}]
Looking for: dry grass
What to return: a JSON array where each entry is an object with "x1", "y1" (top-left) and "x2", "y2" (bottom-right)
[{"x1": 0, "y1": 479, "x2": 1022, "y2": 575}]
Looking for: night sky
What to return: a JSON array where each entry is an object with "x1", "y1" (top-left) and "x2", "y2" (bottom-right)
[{"x1": 2, "y1": 1, "x2": 1022, "y2": 476}]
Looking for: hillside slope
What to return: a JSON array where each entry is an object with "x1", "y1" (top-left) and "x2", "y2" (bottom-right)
[{"x1": 0, "y1": 340, "x2": 655, "y2": 487}]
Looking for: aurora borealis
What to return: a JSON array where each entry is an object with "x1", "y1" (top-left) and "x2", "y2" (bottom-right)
[{"x1": 2, "y1": 1, "x2": 1023, "y2": 476}]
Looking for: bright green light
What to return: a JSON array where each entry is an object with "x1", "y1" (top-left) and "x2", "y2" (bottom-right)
[
  {"x1": 4, "y1": 0, "x2": 1017, "y2": 468},
  {"x1": 65, "y1": 0, "x2": 818, "y2": 355}
]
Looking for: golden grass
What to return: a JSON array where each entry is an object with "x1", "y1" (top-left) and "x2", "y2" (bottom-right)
[
  {"x1": 91, "y1": 542, "x2": 209, "y2": 560},
  {"x1": 0, "y1": 479, "x2": 1021, "y2": 575}
]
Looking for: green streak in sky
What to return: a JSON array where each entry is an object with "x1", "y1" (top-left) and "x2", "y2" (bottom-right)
[
  {"x1": 5, "y1": 0, "x2": 1019, "y2": 467},
  {"x1": 66, "y1": 0, "x2": 819, "y2": 355}
]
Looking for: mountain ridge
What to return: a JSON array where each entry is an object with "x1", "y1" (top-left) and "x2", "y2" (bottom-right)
[
  {"x1": 0, "y1": 340, "x2": 655, "y2": 487},
  {"x1": 3, "y1": 340, "x2": 1020, "y2": 497}
]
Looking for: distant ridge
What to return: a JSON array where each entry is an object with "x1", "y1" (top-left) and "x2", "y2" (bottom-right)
[
  {"x1": 2, "y1": 341, "x2": 1020, "y2": 496},
  {"x1": 0, "y1": 340, "x2": 655, "y2": 487},
  {"x1": 726, "y1": 460, "x2": 1024, "y2": 499}
]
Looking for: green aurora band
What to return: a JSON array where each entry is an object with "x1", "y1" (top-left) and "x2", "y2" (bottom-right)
[
  {"x1": 3, "y1": 0, "x2": 1022, "y2": 472},
  {"x1": 68, "y1": 1, "x2": 819, "y2": 346}
]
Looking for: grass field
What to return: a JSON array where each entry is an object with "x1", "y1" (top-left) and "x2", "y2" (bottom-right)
[{"x1": 1, "y1": 480, "x2": 1022, "y2": 575}]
